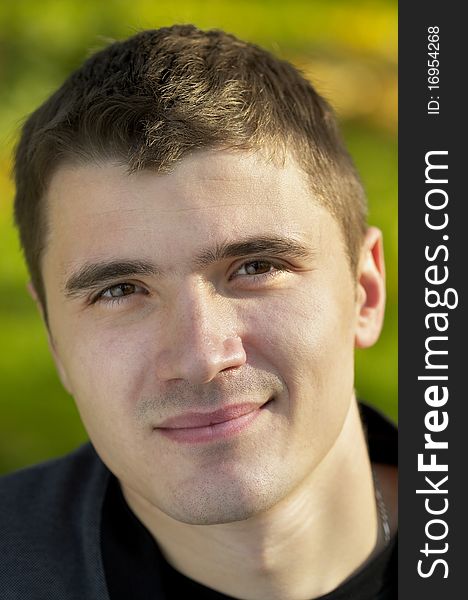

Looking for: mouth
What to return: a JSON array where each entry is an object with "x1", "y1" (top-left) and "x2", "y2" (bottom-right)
[{"x1": 155, "y1": 399, "x2": 273, "y2": 444}]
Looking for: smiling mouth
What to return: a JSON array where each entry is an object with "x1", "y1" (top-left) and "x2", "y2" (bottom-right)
[{"x1": 155, "y1": 399, "x2": 273, "y2": 444}]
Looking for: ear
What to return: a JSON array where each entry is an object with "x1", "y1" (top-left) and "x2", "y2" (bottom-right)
[
  {"x1": 354, "y1": 227, "x2": 386, "y2": 349},
  {"x1": 27, "y1": 282, "x2": 73, "y2": 395}
]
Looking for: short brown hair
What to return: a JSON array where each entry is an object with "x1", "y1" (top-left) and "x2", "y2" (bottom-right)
[{"x1": 14, "y1": 24, "x2": 367, "y2": 313}]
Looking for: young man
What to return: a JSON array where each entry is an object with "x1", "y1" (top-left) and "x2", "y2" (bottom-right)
[{"x1": 1, "y1": 25, "x2": 397, "y2": 599}]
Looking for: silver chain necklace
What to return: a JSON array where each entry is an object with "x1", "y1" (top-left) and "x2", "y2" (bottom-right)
[{"x1": 372, "y1": 467, "x2": 391, "y2": 545}]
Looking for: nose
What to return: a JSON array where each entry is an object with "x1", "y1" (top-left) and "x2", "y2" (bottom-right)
[{"x1": 155, "y1": 283, "x2": 247, "y2": 384}]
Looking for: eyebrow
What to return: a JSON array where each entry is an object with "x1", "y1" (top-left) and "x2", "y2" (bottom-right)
[
  {"x1": 193, "y1": 235, "x2": 313, "y2": 267},
  {"x1": 63, "y1": 235, "x2": 313, "y2": 298},
  {"x1": 64, "y1": 260, "x2": 160, "y2": 298}
]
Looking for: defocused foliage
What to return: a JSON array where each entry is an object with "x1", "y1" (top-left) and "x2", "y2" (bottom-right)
[{"x1": 0, "y1": 0, "x2": 397, "y2": 473}]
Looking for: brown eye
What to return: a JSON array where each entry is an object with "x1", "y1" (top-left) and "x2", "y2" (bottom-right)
[
  {"x1": 94, "y1": 282, "x2": 148, "y2": 306},
  {"x1": 242, "y1": 261, "x2": 274, "y2": 275},
  {"x1": 103, "y1": 283, "x2": 136, "y2": 298},
  {"x1": 230, "y1": 260, "x2": 288, "y2": 285}
]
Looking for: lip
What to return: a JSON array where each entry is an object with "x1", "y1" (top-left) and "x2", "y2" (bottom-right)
[{"x1": 155, "y1": 401, "x2": 269, "y2": 444}]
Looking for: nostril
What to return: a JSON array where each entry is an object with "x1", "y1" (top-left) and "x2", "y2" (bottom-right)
[{"x1": 220, "y1": 365, "x2": 240, "y2": 373}]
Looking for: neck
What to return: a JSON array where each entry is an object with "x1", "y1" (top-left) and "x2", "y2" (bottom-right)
[{"x1": 123, "y1": 398, "x2": 382, "y2": 600}]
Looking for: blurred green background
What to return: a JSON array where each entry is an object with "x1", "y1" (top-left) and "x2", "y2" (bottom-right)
[{"x1": 0, "y1": 0, "x2": 397, "y2": 474}]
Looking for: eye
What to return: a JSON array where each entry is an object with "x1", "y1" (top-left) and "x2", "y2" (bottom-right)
[
  {"x1": 235, "y1": 261, "x2": 278, "y2": 276},
  {"x1": 104, "y1": 283, "x2": 136, "y2": 297},
  {"x1": 94, "y1": 282, "x2": 147, "y2": 305},
  {"x1": 230, "y1": 260, "x2": 289, "y2": 285}
]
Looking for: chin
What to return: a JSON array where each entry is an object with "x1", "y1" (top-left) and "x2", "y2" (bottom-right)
[{"x1": 163, "y1": 473, "x2": 287, "y2": 525}]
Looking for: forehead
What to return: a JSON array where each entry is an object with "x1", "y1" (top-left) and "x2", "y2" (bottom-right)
[{"x1": 44, "y1": 150, "x2": 340, "y2": 272}]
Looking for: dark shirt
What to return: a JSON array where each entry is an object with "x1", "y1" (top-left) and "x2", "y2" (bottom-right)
[{"x1": 102, "y1": 403, "x2": 397, "y2": 600}]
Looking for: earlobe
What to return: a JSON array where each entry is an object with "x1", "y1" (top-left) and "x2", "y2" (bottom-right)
[
  {"x1": 354, "y1": 227, "x2": 386, "y2": 349},
  {"x1": 26, "y1": 281, "x2": 73, "y2": 395}
]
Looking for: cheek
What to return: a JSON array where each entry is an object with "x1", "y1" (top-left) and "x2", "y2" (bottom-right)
[
  {"x1": 238, "y1": 286, "x2": 357, "y2": 467},
  {"x1": 58, "y1": 319, "x2": 156, "y2": 422},
  {"x1": 241, "y1": 286, "x2": 356, "y2": 382}
]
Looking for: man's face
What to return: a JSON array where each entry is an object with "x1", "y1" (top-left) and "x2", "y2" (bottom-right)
[{"x1": 42, "y1": 150, "x2": 365, "y2": 524}]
